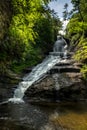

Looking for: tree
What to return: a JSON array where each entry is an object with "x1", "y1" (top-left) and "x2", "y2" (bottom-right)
[
  {"x1": 0, "y1": 0, "x2": 62, "y2": 74},
  {"x1": 63, "y1": 3, "x2": 69, "y2": 20},
  {"x1": 66, "y1": 0, "x2": 87, "y2": 79},
  {"x1": 71, "y1": 0, "x2": 84, "y2": 22}
]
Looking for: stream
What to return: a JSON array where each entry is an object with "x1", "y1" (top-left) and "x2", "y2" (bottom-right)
[{"x1": 0, "y1": 83, "x2": 87, "y2": 130}]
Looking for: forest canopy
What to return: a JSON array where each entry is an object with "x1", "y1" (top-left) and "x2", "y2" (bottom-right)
[{"x1": 0, "y1": 0, "x2": 62, "y2": 74}]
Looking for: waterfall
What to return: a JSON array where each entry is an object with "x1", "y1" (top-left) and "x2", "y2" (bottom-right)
[
  {"x1": 9, "y1": 35, "x2": 68, "y2": 103},
  {"x1": 9, "y1": 54, "x2": 62, "y2": 103}
]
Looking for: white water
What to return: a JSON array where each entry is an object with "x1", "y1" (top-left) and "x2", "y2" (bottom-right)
[{"x1": 9, "y1": 54, "x2": 62, "y2": 102}]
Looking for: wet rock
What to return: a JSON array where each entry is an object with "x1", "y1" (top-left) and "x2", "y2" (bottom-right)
[
  {"x1": 25, "y1": 72, "x2": 86, "y2": 102},
  {"x1": 0, "y1": 70, "x2": 22, "y2": 84},
  {"x1": 23, "y1": 66, "x2": 34, "y2": 73},
  {"x1": 25, "y1": 59, "x2": 86, "y2": 102},
  {"x1": 50, "y1": 66, "x2": 80, "y2": 73}
]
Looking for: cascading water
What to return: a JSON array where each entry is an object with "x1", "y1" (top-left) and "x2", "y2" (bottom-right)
[
  {"x1": 9, "y1": 35, "x2": 68, "y2": 103},
  {"x1": 9, "y1": 54, "x2": 62, "y2": 103}
]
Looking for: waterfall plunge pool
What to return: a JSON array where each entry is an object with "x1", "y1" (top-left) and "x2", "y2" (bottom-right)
[{"x1": 0, "y1": 83, "x2": 87, "y2": 130}]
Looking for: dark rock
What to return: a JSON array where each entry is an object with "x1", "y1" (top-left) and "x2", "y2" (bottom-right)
[
  {"x1": 0, "y1": 70, "x2": 22, "y2": 84},
  {"x1": 50, "y1": 66, "x2": 80, "y2": 73},
  {"x1": 23, "y1": 67, "x2": 34, "y2": 73},
  {"x1": 25, "y1": 59, "x2": 86, "y2": 103},
  {"x1": 49, "y1": 59, "x2": 81, "y2": 73},
  {"x1": 25, "y1": 72, "x2": 86, "y2": 102}
]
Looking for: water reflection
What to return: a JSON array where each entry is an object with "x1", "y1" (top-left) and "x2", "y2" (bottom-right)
[
  {"x1": 0, "y1": 102, "x2": 87, "y2": 130},
  {"x1": 0, "y1": 102, "x2": 48, "y2": 130},
  {"x1": 41, "y1": 102, "x2": 87, "y2": 130}
]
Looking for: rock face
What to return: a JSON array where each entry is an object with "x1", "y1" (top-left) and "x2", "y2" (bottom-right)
[{"x1": 25, "y1": 59, "x2": 86, "y2": 102}]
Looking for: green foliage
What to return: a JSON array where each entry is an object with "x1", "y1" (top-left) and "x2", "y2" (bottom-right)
[
  {"x1": 67, "y1": 18, "x2": 86, "y2": 36},
  {"x1": 0, "y1": 0, "x2": 62, "y2": 74},
  {"x1": 8, "y1": 0, "x2": 62, "y2": 62},
  {"x1": 81, "y1": 64, "x2": 87, "y2": 79},
  {"x1": 12, "y1": 46, "x2": 43, "y2": 74},
  {"x1": 63, "y1": 3, "x2": 69, "y2": 20},
  {"x1": 74, "y1": 37, "x2": 87, "y2": 62},
  {"x1": 10, "y1": 0, "x2": 41, "y2": 45},
  {"x1": 71, "y1": 0, "x2": 87, "y2": 22},
  {"x1": 67, "y1": 0, "x2": 87, "y2": 79},
  {"x1": 72, "y1": 37, "x2": 87, "y2": 79}
]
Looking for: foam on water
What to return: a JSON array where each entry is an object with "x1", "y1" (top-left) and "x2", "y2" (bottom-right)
[
  {"x1": 9, "y1": 54, "x2": 61, "y2": 103},
  {"x1": 8, "y1": 98, "x2": 24, "y2": 103}
]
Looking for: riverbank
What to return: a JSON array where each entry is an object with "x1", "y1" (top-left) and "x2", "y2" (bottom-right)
[{"x1": 0, "y1": 58, "x2": 87, "y2": 103}]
